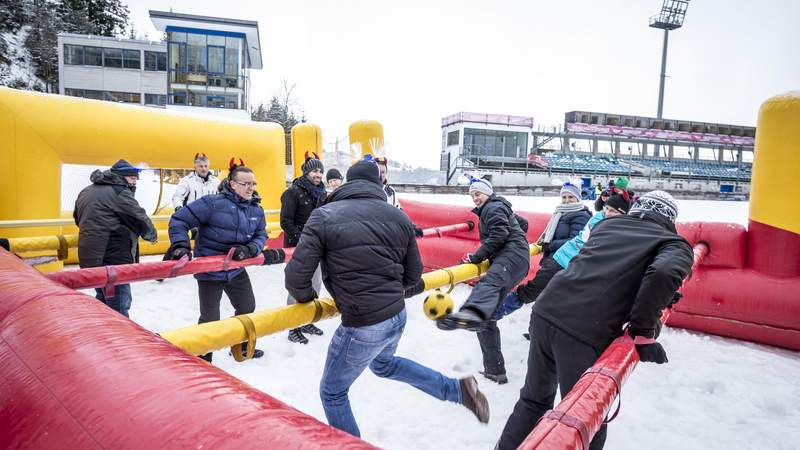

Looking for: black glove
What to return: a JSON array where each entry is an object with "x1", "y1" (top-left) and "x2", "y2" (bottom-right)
[
  {"x1": 0, "y1": 238, "x2": 9, "y2": 252},
  {"x1": 414, "y1": 226, "x2": 424, "y2": 237},
  {"x1": 262, "y1": 248, "x2": 286, "y2": 265},
  {"x1": 629, "y1": 329, "x2": 668, "y2": 364},
  {"x1": 668, "y1": 291, "x2": 683, "y2": 307},
  {"x1": 297, "y1": 290, "x2": 319, "y2": 303},
  {"x1": 232, "y1": 245, "x2": 252, "y2": 261},
  {"x1": 165, "y1": 243, "x2": 192, "y2": 260},
  {"x1": 174, "y1": 205, "x2": 182, "y2": 212},
  {"x1": 635, "y1": 342, "x2": 668, "y2": 364},
  {"x1": 540, "y1": 242, "x2": 550, "y2": 254}
]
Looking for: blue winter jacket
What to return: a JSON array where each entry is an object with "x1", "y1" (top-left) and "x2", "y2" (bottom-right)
[
  {"x1": 169, "y1": 183, "x2": 267, "y2": 281},
  {"x1": 544, "y1": 207, "x2": 592, "y2": 258},
  {"x1": 553, "y1": 211, "x2": 604, "y2": 269}
]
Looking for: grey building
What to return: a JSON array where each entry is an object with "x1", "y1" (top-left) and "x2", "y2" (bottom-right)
[{"x1": 58, "y1": 10, "x2": 262, "y2": 119}]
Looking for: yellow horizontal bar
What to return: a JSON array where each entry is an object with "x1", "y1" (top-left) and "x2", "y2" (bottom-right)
[{"x1": 160, "y1": 244, "x2": 541, "y2": 356}]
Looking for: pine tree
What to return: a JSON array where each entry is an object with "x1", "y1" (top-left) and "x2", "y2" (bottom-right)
[
  {"x1": 59, "y1": 0, "x2": 92, "y2": 34},
  {"x1": 0, "y1": 0, "x2": 30, "y2": 33},
  {"x1": 252, "y1": 93, "x2": 301, "y2": 164},
  {"x1": 85, "y1": 0, "x2": 128, "y2": 36},
  {"x1": 25, "y1": 0, "x2": 60, "y2": 92}
]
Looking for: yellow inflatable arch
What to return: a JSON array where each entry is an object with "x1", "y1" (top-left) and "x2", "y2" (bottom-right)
[{"x1": 0, "y1": 87, "x2": 285, "y2": 267}]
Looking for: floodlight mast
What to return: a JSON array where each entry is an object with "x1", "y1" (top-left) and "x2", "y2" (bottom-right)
[{"x1": 650, "y1": 0, "x2": 690, "y2": 119}]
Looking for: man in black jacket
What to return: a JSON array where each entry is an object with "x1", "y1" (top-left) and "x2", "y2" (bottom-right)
[
  {"x1": 283, "y1": 160, "x2": 490, "y2": 437},
  {"x1": 496, "y1": 190, "x2": 694, "y2": 450},
  {"x1": 435, "y1": 177, "x2": 531, "y2": 384},
  {"x1": 280, "y1": 154, "x2": 326, "y2": 343},
  {"x1": 74, "y1": 159, "x2": 157, "y2": 317}
]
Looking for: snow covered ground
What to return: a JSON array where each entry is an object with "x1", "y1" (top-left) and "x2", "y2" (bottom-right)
[{"x1": 63, "y1": 171, "x2": 799, "y2": 449}]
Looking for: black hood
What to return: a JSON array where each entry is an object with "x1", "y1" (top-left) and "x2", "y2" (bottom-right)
[
  {"x1": 327, "y1": 179, "x2": 387, "y2": 204},
  {"x1": 90, "y1": 169, "x2": 133, "y2": 192},
  {"x1": 473, "y1": 195, "x2": 512, "y2": 216}
]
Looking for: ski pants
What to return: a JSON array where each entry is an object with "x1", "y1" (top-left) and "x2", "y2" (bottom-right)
[
  {"x1": 497, "y1": 314, "x2": 607, "y2": 450},
  {"x1": 196, "y1": 270, "x2": 257, "y2": 362}
]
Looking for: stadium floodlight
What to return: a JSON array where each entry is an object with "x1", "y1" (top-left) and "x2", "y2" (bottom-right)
[{"x1": 650, "y1": 0, "x2": 690, "y2": 118}]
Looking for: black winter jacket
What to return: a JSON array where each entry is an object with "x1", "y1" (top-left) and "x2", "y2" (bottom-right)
[
  {"x1": 472, "y1": 196, "x2": 530, "y2": 262},
  {"x1": 280, "y1": 177, "x2": 325, "y2": 247},
  {"x1": 544, "y1": 207, "x2": 592, "y2": 258},
  {"x1": 74, "y1": 170, "x2": 157, "y2": 268},
  {"x1": 284, "y1": 179, "x2": 423, "y2": 327},
  {"x1": 533, "y1": 211, "x2": 693, "y2": 350}
]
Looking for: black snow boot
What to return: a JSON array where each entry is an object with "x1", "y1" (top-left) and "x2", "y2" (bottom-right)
[
  {"x1": 480, "y1": 371, "x2": 508, "y2": 385},
  {"x1": 200, "y1": 352, "x2": 213, "y2": 363},
  {"x1": 229, "y1": 342, "x2": 264, "y2": 359},
  {"x1": 288, "y1": 328, "x2": 309, "y2": 344},
  {"x1": 459, "y1": 376, "x2": 490, "y2": 424},
  {"x1": 300, "y1": 323, "x2": 324, "y2": 336},
  {"x1": 437, "y1": 309, "x2": 487, "y2": 332}
]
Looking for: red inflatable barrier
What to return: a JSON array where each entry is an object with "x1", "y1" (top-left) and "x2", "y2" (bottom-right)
[{"x1": 0, "y1": 249, "x2": 376, "y2": 449}]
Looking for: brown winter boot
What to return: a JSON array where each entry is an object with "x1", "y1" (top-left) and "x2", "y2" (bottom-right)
[{"x1": 459, "y1": 376, "x2": 490, "y2": 424}]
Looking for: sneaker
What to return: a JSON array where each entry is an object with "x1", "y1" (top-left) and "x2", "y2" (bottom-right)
[
  {"x1": 300, "y1": 323, "x2": 324, "y2": 336},
  {"x1": 459, "y1": 376, "x2": 490, "y2": 424},
  {"x1": 288, "y1": 328, "x2": 309, "y2": 344},
  {"x1": 437, "y1": 309, "x2": 487, "y2": 332},
  {"x1": 480, "y1": 371, "x2": 508, "y2": 385}
]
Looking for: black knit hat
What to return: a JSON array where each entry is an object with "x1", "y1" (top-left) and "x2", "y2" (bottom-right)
[
  {"x1": 110, "y1": 159, "x2": 141, "y2": 179},
  {"x1": 346, "y1": 160, "x2": 382, "y2": 185},
  {"x1": 326, "y1": 168, "x2": 343, "y2": 182},
  {"x1": 605, "y1": 194, "x2": 630, "y2": 214},
  {"x1": 302, "y1": 154, "x2": 324, "y2": 175}
]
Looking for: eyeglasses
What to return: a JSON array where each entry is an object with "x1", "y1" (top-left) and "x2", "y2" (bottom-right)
[{"x1": 232, "y1": 180, "x2": 257, "y2": 188}]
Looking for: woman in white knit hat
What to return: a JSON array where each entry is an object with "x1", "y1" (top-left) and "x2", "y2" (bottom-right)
[{"x1": 436, "y1": 177, "x2": 531, "y2": 384}]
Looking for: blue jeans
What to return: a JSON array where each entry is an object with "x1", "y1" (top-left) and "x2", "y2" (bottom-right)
[
  {"x1": 320, "y1": 309, "x2": 461, "y2": 437},
  {"x1": 95, "y1": 284, "x2": 132, "y2": 317}
]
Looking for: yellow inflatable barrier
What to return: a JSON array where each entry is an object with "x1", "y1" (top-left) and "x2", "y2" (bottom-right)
[
  {"x1": 290, "y1": 123, "x2": 323, "y2": 179},
  {"x1": 160, "y1": 244, "x2": 541, "y2": 356}
]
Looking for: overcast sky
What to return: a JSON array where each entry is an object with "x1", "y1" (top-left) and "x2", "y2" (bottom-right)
[{"x1": 128, "y1": 0, "x2": 800, "y2": 168}]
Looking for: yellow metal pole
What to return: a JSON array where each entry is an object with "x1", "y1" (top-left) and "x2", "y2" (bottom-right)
[{"x1": 160, "y1": 244, "x2": 542, "y2": 356}]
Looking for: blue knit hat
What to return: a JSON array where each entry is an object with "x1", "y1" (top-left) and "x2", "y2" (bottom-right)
[{"x1": 110, "y1": 159, "x2": 141, "y2": 179}]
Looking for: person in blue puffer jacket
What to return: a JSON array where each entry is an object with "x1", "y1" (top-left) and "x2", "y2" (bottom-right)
[{"x1": 167, "y1": 163, "x2": 267, "y2": 362}]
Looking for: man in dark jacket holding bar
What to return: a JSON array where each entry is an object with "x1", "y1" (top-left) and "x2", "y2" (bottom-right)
[
  {"x1": 284, "y1": 160, "x2": 490, "y2": 437},
  {"x1": 167, "y1": 163, "x2": 267, "y2": 362},
  {"x1": 74, "y1": 159, "x2": 157, "y2": 317},
  {"x1": 497, "y1": 190, "x2": 694, "y2": 450}
]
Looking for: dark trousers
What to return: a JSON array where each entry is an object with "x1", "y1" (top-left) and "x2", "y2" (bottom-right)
[
  {"x1": 197, "y1": 271, "x2": 256, "y2": 361},
  {"x1": 197, "y1": 270, "x2": 256, "y2": 323},
  {"x1": 516, "y1": 256, "x2": 563, "y2": 304},
  {"x1": 462, "y1": 253, "x2": 530, "y2": 320},
  {"x1": 475, "y1": 255, "x2": 556, "y2": 375},
  {"x1": 497, "y1": 314, "x2": 607, "y2": 450}
]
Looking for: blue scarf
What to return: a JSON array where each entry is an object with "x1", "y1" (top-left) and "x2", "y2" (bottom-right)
[{"x1": 297, "y1": 176, "x2": 326, "y2": 203}]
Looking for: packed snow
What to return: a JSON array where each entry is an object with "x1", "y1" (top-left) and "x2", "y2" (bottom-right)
[{"x1": 62, "y1": 169, "x2": 799, "y2": 449}]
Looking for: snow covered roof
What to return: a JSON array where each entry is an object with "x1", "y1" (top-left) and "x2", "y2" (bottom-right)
[{"x1": 149, "y1": 10, "x2": 262, "y2": 70}]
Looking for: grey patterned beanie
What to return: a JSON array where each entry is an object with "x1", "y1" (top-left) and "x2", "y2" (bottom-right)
[{"x1": 629, "y1": 190, "x2": 679, "y2": 223}]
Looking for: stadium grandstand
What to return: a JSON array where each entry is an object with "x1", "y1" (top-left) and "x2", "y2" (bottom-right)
[{"x1": 440, "y1": 110, "x2": 754, "y2": 197}]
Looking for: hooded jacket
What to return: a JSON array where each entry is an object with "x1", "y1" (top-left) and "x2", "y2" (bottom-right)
[
  {"x1": 168, "y1": 181, "x2": 267, "y2": 281},
  {"x1": 280, "y1": 176, "x2": 326, "y2": 247},
  {"x1": 472, "y1": 195, "x2": 530, "y2": 263},
  {"x1": 74, "y1": 170, "x2": 157, "y2": 268},
  {"x1": 172, "y1": 171, "x2": 220, "y2": 209},
  {"x1": 533, "y1": 211, "x2": 694, "y2": 350},
  {"x1": 284, "y1": 179, "x2": 423, "y2": 327}
]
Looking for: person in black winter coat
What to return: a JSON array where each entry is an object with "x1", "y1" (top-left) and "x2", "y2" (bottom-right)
[
  {"x1": 283, "y1": 160, "x2": 490, "y2": 435},
  {"x1": 515, "y1": 182, "x2": 591, "y2": 305},
  {"x1": 497, "y1": 191, "x2": 694, "y2": 450},
  {"x1": 74, "y1": 159, "x2": 157, "y2": 317},
  {"x1": 436, "y1": 178, "x2": 531, "y2": 327},
  {"x1": 280, "y1": 154, "x2": 326, "y2": 342}
]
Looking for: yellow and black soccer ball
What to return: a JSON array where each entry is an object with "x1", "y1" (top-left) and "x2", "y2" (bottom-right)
[{"x1": 423, "y1": 289, "x2": 454, "y2": 320}]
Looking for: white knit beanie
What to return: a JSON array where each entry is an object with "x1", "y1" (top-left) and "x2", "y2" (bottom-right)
[
  {"x1": 629, "y1": 190, "x2": 679, "y2": 223},
  {"x1": 469, "y1": 178, "x2": 494, "y2": 196}
]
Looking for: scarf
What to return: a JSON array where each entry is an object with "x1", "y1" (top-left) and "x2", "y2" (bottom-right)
[
  {"x1": 539, "y1": 202, "x2": 587, "y2": 244},
  {"x1": 298, "y1": 175, "x2": 326, "y2": 203}
]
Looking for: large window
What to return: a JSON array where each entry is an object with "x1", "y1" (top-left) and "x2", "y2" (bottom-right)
[
  {"x1": 84, "y1": 46, "x2": 102, "y2": 65},
  {"x1": 447, "y1": 130, "x2": 460, "y2": 146},
  {"x1": 64, "y1": 44, "x2": 84, "y2": 65},
  {"x1": 144, "y1": 51, "x2": 167, "y2": 71},
  {"x1": 103, "y1": 48, "x2": 122, "y2": 68},
  {"x1": 145, "y1": 93, "x2": 167, "y2": 106},
  {"x1": 123, "y1": 49, "x2": 140, "y2": 69},
  {"x1": 65, "y1": 88, "x2": 139, "y2": 104},
  {"x1": 463, "y1": 128, "x2": 528, "y2": 159},
  {"x1": 165, "y1": 28, "x2": 247, "y2": 109}
]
